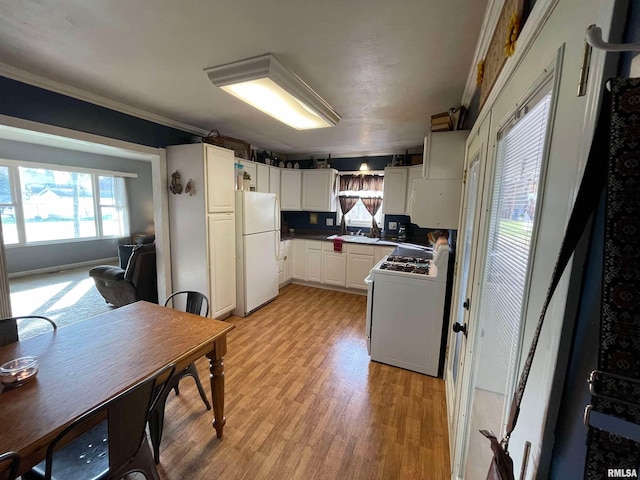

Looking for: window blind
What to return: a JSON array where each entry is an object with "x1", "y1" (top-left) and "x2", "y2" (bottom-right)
[{"x1": 474, "y1": 89, "x2": 552, "y2": 400}]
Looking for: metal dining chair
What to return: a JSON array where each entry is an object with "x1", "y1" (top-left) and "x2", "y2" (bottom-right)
[
  {"x1": 0, "y1": 451, "x2": 20, "y2": 480},
  {"x1": 25, "y1": 363, "x2": 176, "y2": 480},
  {"x1": 148, "y1": 291, "x2": 211, "y2": 464},
  {"x1": 0, "y1": 316, "x2": 57, "y2": 347}
]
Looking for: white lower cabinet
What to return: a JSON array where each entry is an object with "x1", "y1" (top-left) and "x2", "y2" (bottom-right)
[
  {"x1": 279, "y1": 239, "x2": 292, "y2": 286},
  {"x1": 306, "y1": 241, "x2": 322, "y2": 283},
  {"x1": 374, "y1": 246, "x2": 395, "y2": 264},
  {"x1": 288, "y1": 240, "x2": 401, "y2": 292},
  {"x1": 322, "y1": 243, "x2": 346, "y2": 286},
  {"x1": 283, "y1": 240, "x2": 292, "y2": 281},
  {"x1": 347, "y1": 253, "x2": 374, "y2": 290},
  {"x1": 208, "y1": 213, "x2": 237, "y2": 317},
  {"x1": 292, "y1": 239, "x2": 306, "y2": 280}
]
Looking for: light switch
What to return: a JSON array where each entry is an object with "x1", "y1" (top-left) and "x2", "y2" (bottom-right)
[
  {"x1": 389, "y1": 221, "x2": 397, "y2": 230},
  {"x1": 326, "y1": 218, "x2": 334, "y2": 226}
]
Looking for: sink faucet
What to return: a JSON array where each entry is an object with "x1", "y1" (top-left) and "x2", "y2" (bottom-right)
[{"x1": 356, "y1": 229, "x2": 362, "y2": 236}]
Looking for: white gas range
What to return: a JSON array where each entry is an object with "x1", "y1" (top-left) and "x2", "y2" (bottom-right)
[{"x1": 365, "y1": 243, "x2": 450, "y2": 376}]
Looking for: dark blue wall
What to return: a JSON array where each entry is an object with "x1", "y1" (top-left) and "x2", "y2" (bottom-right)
[
  {"x1": 0, "y1": 75, "x2": 202, "y2": 273},
  {"x1": 0, "y1": 76, "x2": 200, "y2": 148}
]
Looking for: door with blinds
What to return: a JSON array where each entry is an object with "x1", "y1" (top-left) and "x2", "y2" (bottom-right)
[
  {"x1": 445, "y1": 117, "x2": 490, "y2": 464},
  {"x1": 458, "y1": 84, "x2": 554, "y2": 479}
]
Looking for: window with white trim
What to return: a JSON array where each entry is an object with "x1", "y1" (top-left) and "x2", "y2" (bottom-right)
[
  {"x1": 0, "y1": 163, "x2": 131, "y2": 245},
  {"x1": 337, "y1": 172, "x2": 384, "y2": 228}
]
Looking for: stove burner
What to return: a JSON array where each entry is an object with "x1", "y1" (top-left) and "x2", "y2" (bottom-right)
[
  {"x1": 380, "y1": 262, "x2": 431, "y2": 275},
  {"x1": 386, "y1": 255, "x2": 428, "y2": 263}
]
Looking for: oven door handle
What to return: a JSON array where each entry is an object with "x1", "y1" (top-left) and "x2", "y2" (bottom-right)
[{"x1": 364, "y1": 274, "x2": 373, "y2": 285}]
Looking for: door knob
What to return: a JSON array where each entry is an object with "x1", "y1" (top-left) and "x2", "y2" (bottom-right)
[{"x1": 452, "y1": 322, "x2": 467, "y2": 336}]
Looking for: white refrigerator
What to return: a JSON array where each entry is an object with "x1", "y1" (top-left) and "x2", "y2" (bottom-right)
[{"x1": 233, "y1": 191, "x2": 280, "y2": 317}]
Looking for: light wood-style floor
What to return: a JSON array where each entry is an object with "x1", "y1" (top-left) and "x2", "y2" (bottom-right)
[{"x1": 148, "y1": 284, "x2": 450, "y2": 479}]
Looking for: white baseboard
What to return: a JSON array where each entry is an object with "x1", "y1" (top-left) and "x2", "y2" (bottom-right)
[{"x1": 8, "y1": 257, "x2": 118, "y2": 279}]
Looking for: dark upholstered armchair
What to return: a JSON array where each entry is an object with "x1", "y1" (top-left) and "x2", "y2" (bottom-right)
[{"x1": 89, "y1": 243, "x2": 158, "y2": 307}]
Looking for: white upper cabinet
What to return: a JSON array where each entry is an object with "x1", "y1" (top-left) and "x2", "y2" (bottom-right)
[
  {"x1": 256, "y1": 163, "x2": 270, "y2": 193},
  {"x1": 382, "y1": 167, "x2": 408, "y2": 214},
  {"x1": 411, "y1": 130, "x2": 467, "y2": 228},
  {"x1": 280, "y1": 169, "x2": 302, "y2": 211},
  {"x1": 405, "y1": 165, "x2": 423, "y2": 215},
  {"x1": 206, "y1": 145, "x2": 235, "y2": 213},
  {"x1": 238, "y1": 160, "x2": 257, "y2": 190},
  {"x1": 302, "y1": 169, "x2": 337, "y2": 212},
  {"x1": 422, "y1": 131, "x2": 467, "y2": 179},
  {"x1": 269, "y1": 165, "x2": 281, "y2": 197}
]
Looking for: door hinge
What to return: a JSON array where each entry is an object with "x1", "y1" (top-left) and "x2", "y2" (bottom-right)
[
  {"x1": 577, "y1": 25, "x2": 595, "y2": 97},
  {"x1": 462, "y1": 169, "x2": 468, "y2": 184}
]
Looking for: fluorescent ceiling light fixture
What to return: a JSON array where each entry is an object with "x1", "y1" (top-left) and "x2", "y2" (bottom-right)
[{"x1": 205, "y1": 54, "x2": 340, "y2": 130}]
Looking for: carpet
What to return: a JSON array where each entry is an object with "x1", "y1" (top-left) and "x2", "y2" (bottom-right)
[{"x1": 9, "y1": 263, "x2": 118, "y2": 340}]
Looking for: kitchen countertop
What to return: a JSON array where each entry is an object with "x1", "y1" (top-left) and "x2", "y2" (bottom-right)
[{"x1": 279, "y1": 231, "x2": 432, "y2": 249}]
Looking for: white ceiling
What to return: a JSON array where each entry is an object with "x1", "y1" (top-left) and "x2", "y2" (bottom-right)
[{"x1": 0, "y1": 0, "x2": 488, "y2": 158}]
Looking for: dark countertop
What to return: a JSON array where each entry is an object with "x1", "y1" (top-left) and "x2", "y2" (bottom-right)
[{"x1": 279, "y1": 231, "x2": 432, "y2": 249}]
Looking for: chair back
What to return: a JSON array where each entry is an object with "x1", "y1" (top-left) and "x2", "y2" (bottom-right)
[
  {"x1": 164, "y1": 291, "x2": 209, "y2": 317},
  {"x1": 0, "y1": 316, "x2": 57, "y2": 346},
  {"x1": 0, "y1": 451, "x2": 20, "y2": 480},
  {"x1": 40, "y1": 363, "x2": 175, "y2": 480}
]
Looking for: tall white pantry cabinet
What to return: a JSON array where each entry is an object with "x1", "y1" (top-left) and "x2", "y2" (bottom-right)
[{"x1": 166, "y1": 143, "x2": 236, "y2": 318}]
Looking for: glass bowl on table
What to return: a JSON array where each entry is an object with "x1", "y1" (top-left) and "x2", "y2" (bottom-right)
[{"x1": 0, "y1": 355, "x2": 38, "y2": 388}]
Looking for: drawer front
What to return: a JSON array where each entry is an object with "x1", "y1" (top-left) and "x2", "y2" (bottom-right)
[
  {"x1": 347, "y1": 244, "x2": 374, "y2": 256},
  {"x1": 306, "y1": 240, "x2": 322, "y2": 250}
]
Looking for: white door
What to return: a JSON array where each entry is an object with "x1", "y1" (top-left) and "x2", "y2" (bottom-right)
[
  {"x1": 269, "y1": 166, "x2": 281, "y2": 197},
  {"x1": 450, "y1": 3, "x2": 619, "y2": 477},
  {"x1": 241, "y1": 191, "x2": 277, "y2": 234},
  {"x1": 280, "y1": 170, "x2": 302, "y2": 211},
  {"x1": 381, "y1": 167, "x2": 407, "y2": 214},
  {"x1": 208, "y1": 213, "x2": 236, "y2": 318},
  {"x1": 205, "y1": 145, "x2": 235, "y2": 213},
  {"x1": 256, "y1": 163, "x2": 270, "y2": 193},
  {"x1": 243, "y1": 230, "x2": 278, "y2": 313},
  {"x1": 445, "y1": 125, "x2": 488, "y2": 466}
]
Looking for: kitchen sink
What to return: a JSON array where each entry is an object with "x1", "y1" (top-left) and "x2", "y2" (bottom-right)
[{"x1": 327, "y1": 235, "x2": 380, "y2": 244}]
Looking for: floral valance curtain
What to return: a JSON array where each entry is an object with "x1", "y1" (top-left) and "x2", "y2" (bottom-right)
[{"x1": 339, "y1": 174, "x2": 383, "y2": 193}]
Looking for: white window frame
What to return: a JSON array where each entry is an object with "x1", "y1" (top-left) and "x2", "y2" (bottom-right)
[
  {"x1": 336, "y1": 171, "x2": 384, "y2": 229},
  {"x1": 0, "y1": 159, "x2": 135, "y2": 246}
]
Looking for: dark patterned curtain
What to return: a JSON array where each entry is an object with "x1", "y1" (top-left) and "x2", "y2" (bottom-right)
[
  {"x1": 339, "y1": 174, "x2": 384, "y2": 192},
  {"x1": 338, "y1": 196, "x2": 360, "y2": 235},
  {"x1": 361, "y1": 197, "x2": 383, "y2": 237}
]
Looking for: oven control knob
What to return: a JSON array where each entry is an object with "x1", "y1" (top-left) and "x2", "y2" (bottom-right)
[{"x1": 452, "y1": 322, "x2": 467, "y2": 336}]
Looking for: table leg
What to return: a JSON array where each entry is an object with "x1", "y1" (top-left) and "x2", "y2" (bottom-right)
[{"x1": 206, "y1": 336, "x2": 227, "y2": 438}]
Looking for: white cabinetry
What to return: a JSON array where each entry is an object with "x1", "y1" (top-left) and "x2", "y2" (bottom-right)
[
  {"x1": 269, "y1": 166, "x2": 281, "y2": 197},
  {"x1": 208, "y1": 213, "x2": 236, "y2": 316},
  {"x1": 322, "y1": 242, "x2": 346, "y2": 286},
  {"x1": 306, "y1": 240, "x2": 322, "y2": 283},
  {"x1": 346, "y1": 244, "x2": 374, "y2": 290},
  {"x1": 239, "y1": 160, "x2": 257, "y2": 190},
  {"x1": 411, "y1": 130, "x2": 467, "y2": 229},
  {"x1": 302, "y1": 169, "x2": 337, "y2": 212},
  {"x1": 167, "y1": 144, "x2": 236, "y2": 318},
  {"x1": 256, "y1": 163, "x2": 270, "y2": 193},
  {"x1": 278, "y1": 239, "x2": 292, "y2": 286},
  {"x1": 281, "y1": 170, "x2": 302, "y2": 211},
  {"x1": 382, "y1": 167, "x2": 408, "y2": 214},
  {"x1": 405, "y1": 165, "x2": 423, "y2": 215},
  {"x1": 374, "y1": 245, "x2": 395, "y2": 264},
  {"x1": 292, "y1": 239, "x2": 306, "y2": 279}
]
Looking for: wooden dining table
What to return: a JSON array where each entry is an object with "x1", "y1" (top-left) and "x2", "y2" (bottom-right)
[{"x1": 0, "y1": 301, "x2": 235, "y2": 476}]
